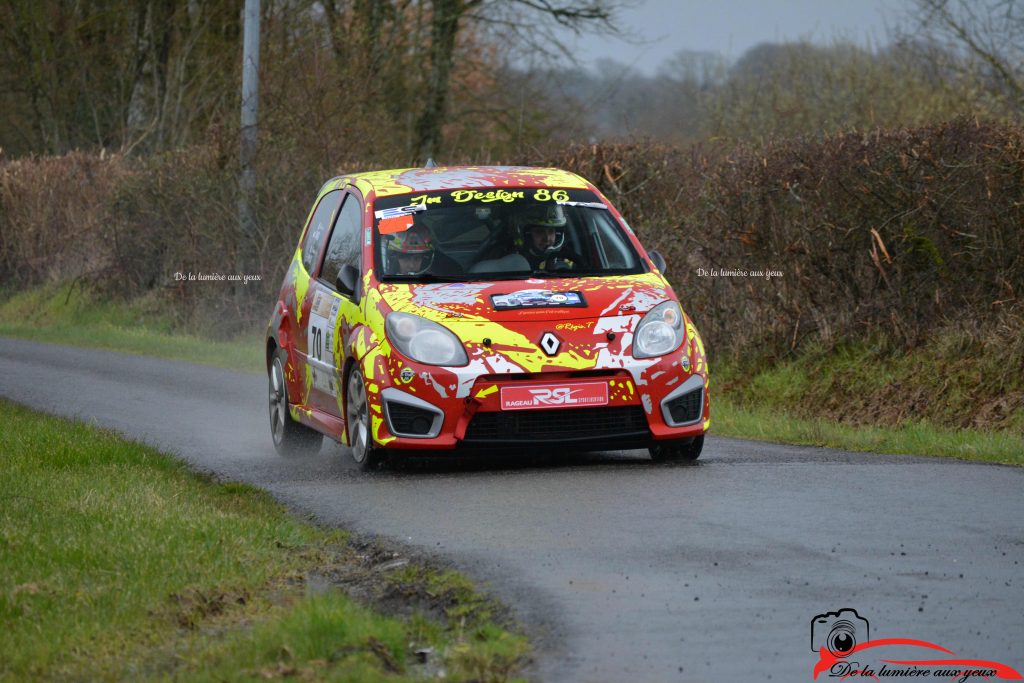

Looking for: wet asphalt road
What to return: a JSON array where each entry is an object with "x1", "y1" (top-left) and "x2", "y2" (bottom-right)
[{"x1": 1, "y1": 337, "x2": 1022, "y2": 683}]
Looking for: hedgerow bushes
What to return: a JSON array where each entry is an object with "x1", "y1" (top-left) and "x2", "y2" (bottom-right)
[
  {"x1": 2, "y1": 118, "x2": 1022, "y2": 355},
  {"x1": 0, "y1": 152, "x2": 132, "y2": 288},
  {"x1": 540, "y1": 118, "x2": 1024, "y2": 361},
  {"x1": 0, "y1": 145, "x2": 378, "y2": 332}
]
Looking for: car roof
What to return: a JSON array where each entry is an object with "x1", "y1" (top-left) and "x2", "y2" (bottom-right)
[{"x1": 321, "y1": 165, "x2": 593, "y2": 199}]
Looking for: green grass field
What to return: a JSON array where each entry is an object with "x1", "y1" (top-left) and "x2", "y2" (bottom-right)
[
  {"x1": 2, "y1": 283, "x2": 1020, "y2": 465},
  {"x1": 0, "y1": 399, "x2": 528, "y2": 681},
  {"x1": 0, "y1": 284, "x2": 262, "y2": 373},
  {"x1": 712, "y1": 395, "x2": 1023, "y2": 465}
]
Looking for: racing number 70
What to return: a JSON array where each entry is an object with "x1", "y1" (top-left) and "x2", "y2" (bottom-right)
[{"x1": 311, "y1": 327, "x2": 323, "y2": 361}]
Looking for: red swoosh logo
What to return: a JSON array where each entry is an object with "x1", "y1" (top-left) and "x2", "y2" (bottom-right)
[{"x1": 813, "y1": 638, "x2": 1021, "y2": 680}]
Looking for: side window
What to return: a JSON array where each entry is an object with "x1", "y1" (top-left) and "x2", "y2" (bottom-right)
[
  {"x1": 588, "y1": 210, "x2": 637, "y2": 269},
  {"x1": 320, "y1": 193, "x2": 362, "y2": 288},
  {"x1": 301, "y1": 190, "x2": 342, "y2": 274}
]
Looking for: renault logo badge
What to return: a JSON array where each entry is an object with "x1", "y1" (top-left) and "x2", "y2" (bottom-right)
[{"x1": 539, "y1": 332, "x2": 561, "y2": 356}]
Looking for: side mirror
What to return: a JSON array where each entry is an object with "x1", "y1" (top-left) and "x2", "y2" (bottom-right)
[
  {"x1": 648, "y1": 249, "x2": 667, "y2": 274},
  {"x1": 337, "y1": 264, "x2": 359, "y2": 300}
]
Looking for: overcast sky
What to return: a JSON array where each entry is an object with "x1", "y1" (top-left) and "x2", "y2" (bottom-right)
[{"x1": 562, "y1": 0, "x2": 918, "y2": 74}]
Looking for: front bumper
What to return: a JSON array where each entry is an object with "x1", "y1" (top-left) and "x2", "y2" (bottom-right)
[{"x1": 372, "y1": 365, "x2": 708, "y2": 451}]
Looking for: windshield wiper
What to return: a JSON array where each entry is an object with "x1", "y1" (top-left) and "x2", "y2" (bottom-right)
[
  {"x1": 382, "y1": 273, "x2": 468, "y2": 283},
  {"x1": 529, "y1": 269, "x2": 588, "y2": 278},
  {"x1": 529, "y1": 269, "x2": 636, "y2": 278}
]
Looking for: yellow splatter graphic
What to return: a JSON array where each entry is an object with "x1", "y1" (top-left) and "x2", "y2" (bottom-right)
[{"x1": 474, "y1": 385, "x2": 498, "y2": 399}]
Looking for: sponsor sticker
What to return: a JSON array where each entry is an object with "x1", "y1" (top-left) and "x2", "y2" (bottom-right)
[
  {"x1": 556, "y1": 200, "x2": 608, "y2": 210},
  {"x1": 311, "y1": 291, "x2": 333, "y2": 318},
  {"x1": 375, "y1": 204, "x2": 426, "y2": 234},
  {"x1": 374, "y1": 204, "x2": 427, "y2": 220},
  {"x1": 378, "y1": 215, "x2": 415, "y2": 234},
  {"x1": 491, "y1": 290, "x2": 586, "y2": 310},
  {"x1": 500, "y1": 382, "x2": 609, "y2": 411}
]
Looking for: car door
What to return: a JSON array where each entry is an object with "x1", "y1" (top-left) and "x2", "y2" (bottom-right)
[
  {"x1": 291, "y1": 189, "x2": 342, "y2": 410},
  {"x1": 306, "y1": 190, "x2": 364, "y2": 418}
]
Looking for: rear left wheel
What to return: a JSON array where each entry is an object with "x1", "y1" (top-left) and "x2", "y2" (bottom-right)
[{"x1": 269, "y1": 350, "x2": 323, "y2": 457}]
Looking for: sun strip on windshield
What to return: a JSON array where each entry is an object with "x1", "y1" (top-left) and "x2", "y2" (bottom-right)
[{"x1": 373, "y1": 191, "x2": 608, "y2": 235}]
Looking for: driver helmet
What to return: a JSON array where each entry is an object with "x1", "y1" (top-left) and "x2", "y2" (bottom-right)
[
  {"x1": 518, "y1": 203, "x2": 567, "y2": 256},
  {"x1": 385, "y1": 224, "x2": 435, "y2": 275}
]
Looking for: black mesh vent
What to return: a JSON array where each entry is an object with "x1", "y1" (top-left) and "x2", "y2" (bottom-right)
[
  {"x1": 464, "y1": 406, "x2": 648, "y2": 443},
  {"x1": 386, "y1": 402, "x2": 436, "y2": 435},
  {"x1": 665, "y1": 388, "x2": 702, "y2": 424}
]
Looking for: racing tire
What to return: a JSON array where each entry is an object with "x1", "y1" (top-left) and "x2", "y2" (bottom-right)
[
  {"x1": 269, "y1": 350, "x2": 323, "y2": 457},
  {"x1": 346, "y1": 368, "x2": 383, "y2": 470},
  {"x1": 649, "y1": 435, "x2": 704, "y2": 462}
]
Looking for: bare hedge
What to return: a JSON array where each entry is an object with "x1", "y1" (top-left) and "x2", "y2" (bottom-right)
[
  {"x1": 0, "y1": 152, "x2": 132, "y2": 288},
  {"x1": 2, "y1": 118, "x2": 1022, "y2": 352},
  {"x1": 539, "y1": 118, "x2": 1024, "y2": 359},
  {"x1": 0, "y1": 145, "x2": 334, "y2": 332}
]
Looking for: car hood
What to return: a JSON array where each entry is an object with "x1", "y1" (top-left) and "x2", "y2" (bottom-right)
[{"x1": 376, "y1": 272, "x2": 673, "y2": 323}]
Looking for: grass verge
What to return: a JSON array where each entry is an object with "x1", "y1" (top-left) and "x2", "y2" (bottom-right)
[
  {"x1": 0, "y1": 399, "x2": 529, "y2": 682},
  {"x1": 714, "y1": 329, "x2": 1024, "y2": 466},
  {"x1": 1, "y1": 283, "x2": 1019, "y2": 466},
  {"x1": 712, "y1": 394, "x2": 1023, "y2": 466},
  {"x1": 0, "y1": 283, "x2": 261, "y2": 373}
]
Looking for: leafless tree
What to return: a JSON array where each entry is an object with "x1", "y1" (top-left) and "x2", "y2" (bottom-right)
[
  {"x1": 910, "y1": 0, "x2": 1023, "y2": 112},
  {"x1": 413, "y1": 0, "x2": 621, "y2": 161}
]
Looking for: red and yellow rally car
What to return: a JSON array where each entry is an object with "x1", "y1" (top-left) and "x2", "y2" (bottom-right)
[{"x1": 266, "y1": 166, "x2": 709, "y2": 468}]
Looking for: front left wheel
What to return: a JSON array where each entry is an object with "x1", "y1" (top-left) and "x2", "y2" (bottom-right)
[
  {"x1": 346, "y1": 368, "x2": 383, "y2": 470},
  {"x1": 269, "y1": 350, "x2": 323, "y2": 457}
]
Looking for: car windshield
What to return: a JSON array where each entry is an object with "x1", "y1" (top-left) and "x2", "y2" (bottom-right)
[{"x1": 373, "y1": 188, "x2": 646, "y2": 282}]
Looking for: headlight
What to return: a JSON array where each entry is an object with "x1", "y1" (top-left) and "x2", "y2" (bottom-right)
[
  {"x1": 632, "y1": 300, "x2": 685, "y2": 359},
  {"x1": 386, "y1": 312, "x2": 468, "y2": 366}
]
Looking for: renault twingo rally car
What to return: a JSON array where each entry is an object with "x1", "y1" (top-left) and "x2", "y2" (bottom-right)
[{"x1": 266, "y1": 166, "x2": 709, "y2": 468}]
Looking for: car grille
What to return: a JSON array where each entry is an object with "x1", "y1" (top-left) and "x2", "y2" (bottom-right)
[
  {"x1": 665, "y1": 387, "x2": 703, "y2": 425},
  {"x1": 463, "y1": 406, "x2": 649, "y2": 443}
]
